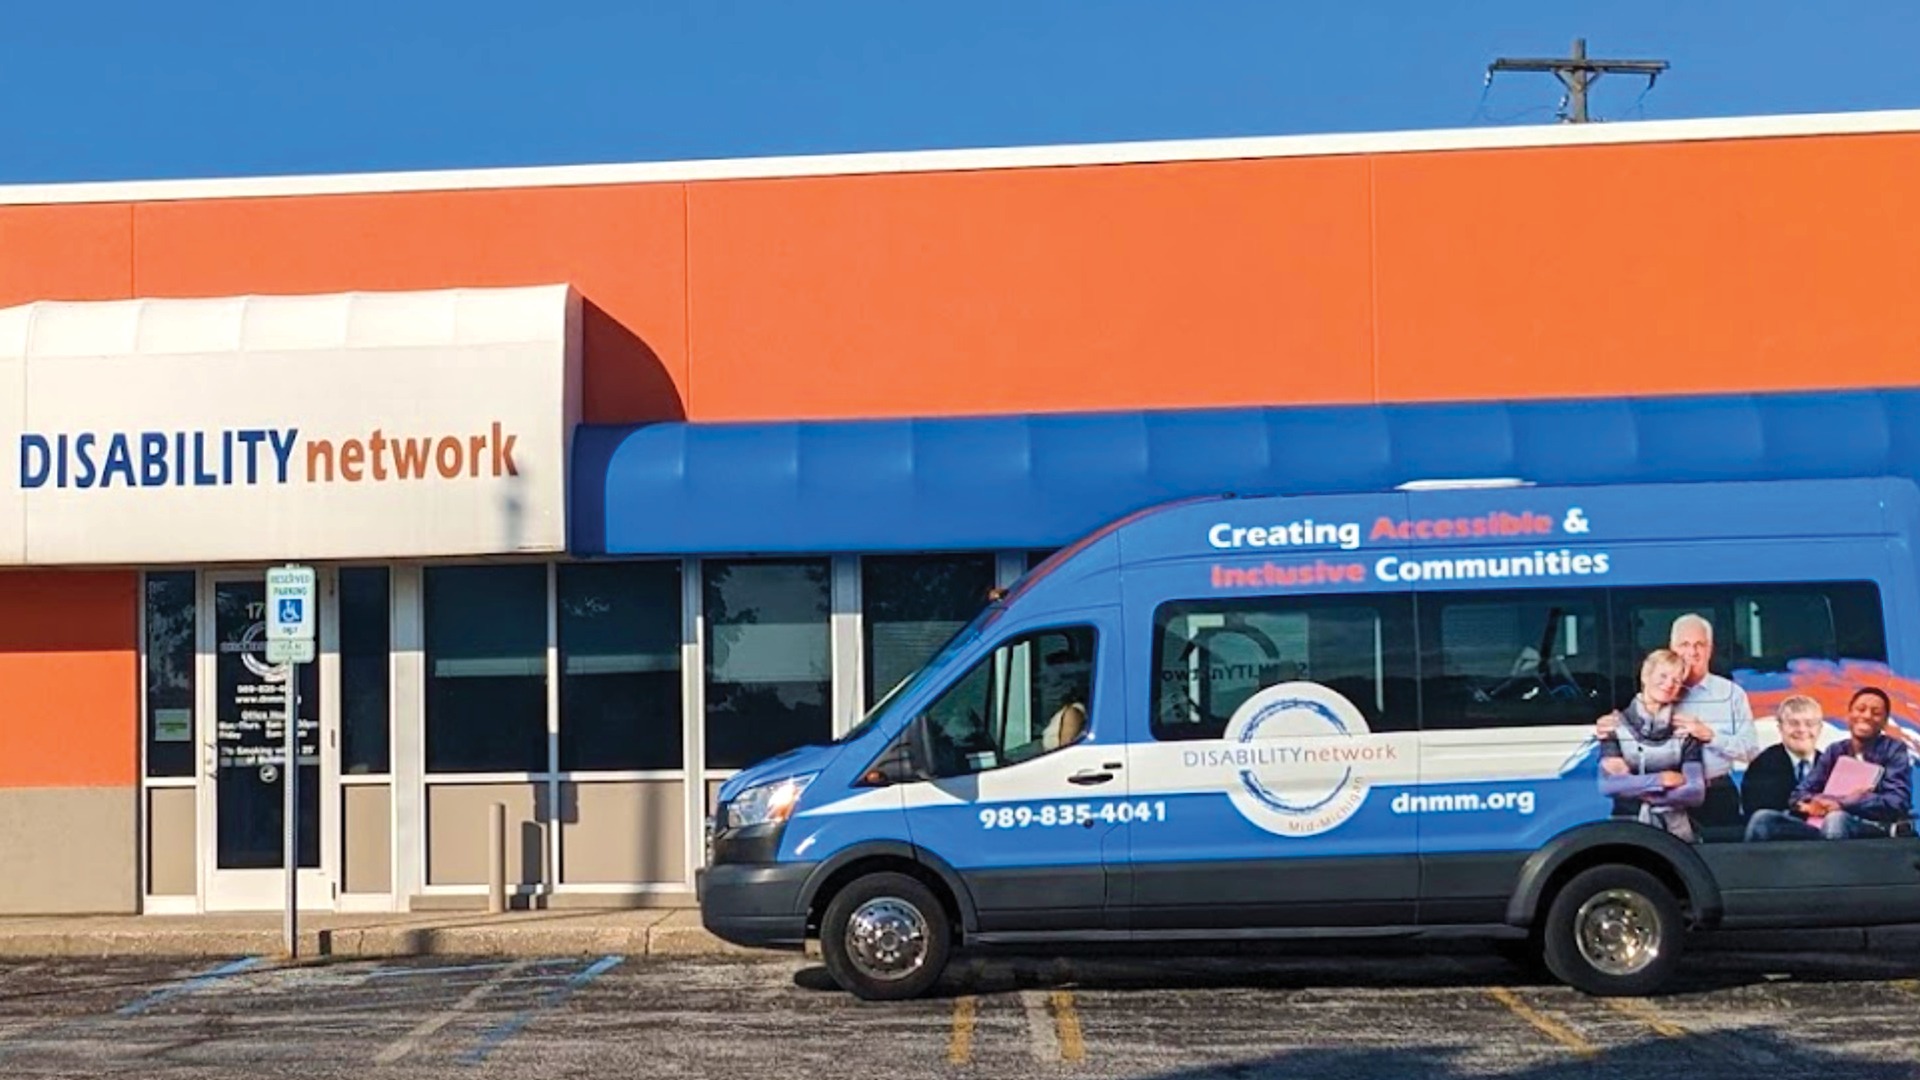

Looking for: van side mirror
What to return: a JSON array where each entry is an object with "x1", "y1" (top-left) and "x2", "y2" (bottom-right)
[{"x1": 860, "y1": 717, "x2": 934, "y2": 786}]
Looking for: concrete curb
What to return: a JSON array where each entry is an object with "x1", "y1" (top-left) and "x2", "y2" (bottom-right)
[{"x1": 0, "y1": 914, "x2": 787, "y2": 961}]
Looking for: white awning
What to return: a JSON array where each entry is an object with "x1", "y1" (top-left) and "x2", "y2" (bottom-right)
[{"x1": 1, "y1": 284, "x2": 580, "y2": 566}]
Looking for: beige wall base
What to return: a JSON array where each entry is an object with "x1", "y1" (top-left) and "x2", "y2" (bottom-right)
[
  {"x1": 0, "y1": 786, "x2": 136, "y2": 914},
  {"x1": 407, "y1": 889, "x2": 695, "y2": 912}
]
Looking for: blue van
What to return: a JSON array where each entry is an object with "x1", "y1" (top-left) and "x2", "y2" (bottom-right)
[{"x1": 698, "y1": 476, "x2": 1920, "y2": 999}]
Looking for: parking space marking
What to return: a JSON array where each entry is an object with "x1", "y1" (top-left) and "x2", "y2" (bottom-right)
[
  {"x1": 458, "y1": 954, "x2": 623, "y2": 1065},
  {"x1": 948, "y1": 995, "x2": 976, "y2": 1064},
  {"x1": 0, "y1": 964, "x2": 43, "y2": 985},
  {"x1": 1050, "y1": 989, "x2": 1086, "y2": 1063},
  {"x1": 374, "y1": 960, "x2": 531, "y2": 1064},
  {"x1": 366, "y1": 962, "x2": 515, "y2": 981},
  {"x1": 1602, "y1": 997, "x2": 1785, "y2": 1066},
  {"x1": 1486, "y1": 988, "x2": 1596, "y2": 1057},
  {"x1": 1898, "y1": 979, "x2": 1920, "y2": 997},
  {"x1": 115, "y1": 956, "x2": 262, "y2": 1017},
  {"x1": 1020, "y1": 990, "x2": 1061, "y2": 1062},
  {"x1": 1602, "y1": 997, "x2": 1687, "y2": 1039}
]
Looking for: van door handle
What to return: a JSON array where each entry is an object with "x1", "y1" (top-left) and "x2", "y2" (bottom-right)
[{"x1": 1068, "y1": 769, "x2": 1114, "y2": 786}]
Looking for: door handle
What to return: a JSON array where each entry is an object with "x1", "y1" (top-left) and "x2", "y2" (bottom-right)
[{"x1": 1068, "y1": 770, "x2": 1114, "y2": 786}]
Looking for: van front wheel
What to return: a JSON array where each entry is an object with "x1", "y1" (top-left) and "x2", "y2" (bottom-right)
[
  {"x1": 1542, "y1": 864, "x2": 1683, "y2": 996},
  {"x1": 820, "y1": 872, "x2": 952, "y2": 1001}
]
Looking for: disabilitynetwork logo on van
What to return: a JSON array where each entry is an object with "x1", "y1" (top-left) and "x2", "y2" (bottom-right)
[
  {"x1": 16, "y1": 424, "x2": 521, "y2": 490},
  {"x1": 1199, "y1": 682, "x2": 1397, "y2": 837}
]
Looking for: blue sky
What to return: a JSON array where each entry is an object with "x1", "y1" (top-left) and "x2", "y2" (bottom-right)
[{"x1": 2, "y1": 1, "x2": 1915, "y2": 184}]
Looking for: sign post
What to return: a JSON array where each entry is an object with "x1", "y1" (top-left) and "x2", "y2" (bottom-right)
[{"x1": 266, "y1": 565, "x2": 316, "y2": 959}]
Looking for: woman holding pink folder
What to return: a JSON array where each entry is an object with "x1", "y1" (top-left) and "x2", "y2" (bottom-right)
[{"x1": 1744, "y1": 687, "x2": 1914, "y2": 841}]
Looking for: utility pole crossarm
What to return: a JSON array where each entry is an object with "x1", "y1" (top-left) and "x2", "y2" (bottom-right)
[{"x1": 1486, "y1": 38, "x2": 1668, "y2": 123}]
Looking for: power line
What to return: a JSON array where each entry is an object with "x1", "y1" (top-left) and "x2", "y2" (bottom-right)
[{"x1": 1486, "y1": 37, "x2": 1668, "y2": 123}]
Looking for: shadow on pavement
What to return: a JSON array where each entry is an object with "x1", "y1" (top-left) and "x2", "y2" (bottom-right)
[
  {"x1": 1112, "y1": 1030, "x2": 1916, "y2": 1080},
  {"x1": 790, "y1": 937, "x2": 1920, "y2": 998}
]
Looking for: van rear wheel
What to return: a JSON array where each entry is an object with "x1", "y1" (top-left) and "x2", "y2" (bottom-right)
[
  {"x1": 1542, "y1": 864, "x2": 1683, "y2": 996},
  {"x1": 820, "y1": 872, "x2": 951, "y2": 1001}
]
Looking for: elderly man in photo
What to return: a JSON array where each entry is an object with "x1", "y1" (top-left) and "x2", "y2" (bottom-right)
[{"x1": 1599, "y1": 613, "x2": 1759, "y2": 838}]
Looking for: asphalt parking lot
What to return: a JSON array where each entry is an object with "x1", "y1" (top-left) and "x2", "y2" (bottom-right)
[{"x1": 0, "y1": 941, "x2": 1915, "y2": 1079}]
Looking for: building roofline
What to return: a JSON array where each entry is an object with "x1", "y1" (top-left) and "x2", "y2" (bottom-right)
[{"x1": 5, "y1": 107, "x2": 1920, "y2": 207}]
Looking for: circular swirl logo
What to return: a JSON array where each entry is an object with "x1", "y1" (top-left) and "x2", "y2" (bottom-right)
[{"x1": 1224, "y1": 682, "x2": 1376, "y2": 837}]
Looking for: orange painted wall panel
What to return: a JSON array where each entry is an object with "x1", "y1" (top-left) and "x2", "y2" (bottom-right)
[
  {"x1": 686, "y1": 158, "x2": 1377, "y2": 420},
  {"x1": 0, "y1": 571, "x2": 138, "y2": 788},
  {"x1": 130, "y1": 186, "x2": 691, "y2": 423},
  {"x1": 3, "y1": 128, "x2": 1920, "y2": 426},
  {"x1": 0, "y1": 204, "x2": 133, "y2": 308},
  {"x1": 1373, "y1": 133, "x2": 1920, "y2": 402}
]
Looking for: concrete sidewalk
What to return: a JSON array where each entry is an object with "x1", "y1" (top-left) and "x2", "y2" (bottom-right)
[
  {"x1": 0, "y1": 909, "x2": 1914, "y2": 961},
  {"x1": 0, "y1": 909, "x2": 778, "y2": 960}
]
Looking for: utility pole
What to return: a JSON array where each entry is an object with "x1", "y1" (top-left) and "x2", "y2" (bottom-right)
[{"x1": 1487, "y1": 37, "x2": 1668, "y2": 123}]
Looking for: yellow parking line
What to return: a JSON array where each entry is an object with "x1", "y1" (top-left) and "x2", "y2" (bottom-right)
[
  {"x1": 1487, "y1": 988, "x2": 1596, "y2": 1056},
  {"x1": 948, "y1": 995, "x2": 976, "y2": 1064},
  {"x1": 1603, "y1": 996, "x2": 1687, "y2": 1039},
  {"x1": 1897, "y1": 979, "x2": 1920, "y2": 997},
  {"x1": 1050, "y1": 989, "x2": 1085, "y2": 1063}
]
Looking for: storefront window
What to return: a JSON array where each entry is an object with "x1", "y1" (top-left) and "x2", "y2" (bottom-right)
[
  {"x1": 703, "y1": 559, "x2": 830, "y2": 769},
  {"x1": 424, "y1": 565, "x2": 548, "y2": 773},
  {"x1": 861, "y1": 553, "x2": 996, "y2": 707},
  {"x1": 340, "y1": 568, "x2": 391, "y2": 775},
  {"x1": 558, "y1": 561, "x2": 683, "y2": 771},
  {"x1": 144, "y1": 571, "x2": 196, "y2": 778}
]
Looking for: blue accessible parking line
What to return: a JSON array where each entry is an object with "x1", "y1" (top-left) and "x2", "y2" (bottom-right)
[
  {"x1": 459, "y1": 955, "x2": 623, "y2": 1065},
  {"x1": 116, "y1": 956, "x2": 264, "y2": 1017}
]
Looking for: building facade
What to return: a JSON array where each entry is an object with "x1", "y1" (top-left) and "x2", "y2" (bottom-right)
[{"x1": 4, "y1": 109, "x2": 1920, "y2": 915}]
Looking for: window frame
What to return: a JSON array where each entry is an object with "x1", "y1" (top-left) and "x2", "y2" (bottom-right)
[
  {"x1": 421, "y1": 562, "x2": 552, "y2": 775},
  {"x1": 1148, "y1": 592, "x2": 1420, "y2": 741},
  {"x1": 1416, "y1": 585, "x2": 1615, "y2": 733},
  {"x1": 701, "y1": 556, "x2": 835, "y2": 771},
  {"x1": 555, "y1": 559, "x2": 686, "y2": 773},
  {"x1": 913, "y1": 623, "x2": 1099, "y2": 779}
]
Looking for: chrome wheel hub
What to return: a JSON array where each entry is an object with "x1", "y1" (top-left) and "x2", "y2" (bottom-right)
[
  {"x1": 1575, "y1": 888, "x2": 1661, "y2": 977},
  {"x1": 845, "y1": 897, "x2": 929, "y2": 981}
]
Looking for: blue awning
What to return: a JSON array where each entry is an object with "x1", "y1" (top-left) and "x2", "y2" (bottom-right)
[{"x1": 569, "y1": 389, "x2": 1920, "y2": 556}]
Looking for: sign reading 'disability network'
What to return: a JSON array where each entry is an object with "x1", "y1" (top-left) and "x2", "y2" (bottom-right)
[{"x1": 0, "y1": 285, "x2": 579, "y2": 566}]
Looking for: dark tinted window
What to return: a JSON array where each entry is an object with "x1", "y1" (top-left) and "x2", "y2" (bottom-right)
[
  {"x1": 424, "y1": 565, "x2": 548, "y2": 773},
  {"x1": 339, "y1": 568, "x2": 391, "y2": 775},
  {"x1": 1615, "y1": 581, "x2": 1887, "y2": 677},
  {"x1": 559, "y1": 561, "x2": 683, "y2": 771},
  {"x1": 704, "y1": 559, "x2": 831, "y2": 769},
  {"x1": 1421, "y1": 590, "x2": 1609, "y2": 730},
  {"x1": 862, "y1": 554, "x2": 996, "y2": 707},
  {"x1": 920, "y1": 626, "x2": 1096, "y2": 777},
  {"x1": 1152, "y1": 594, "x2": 1417, "y2": 739},
  {"x1": 144, "y1": 571, "x2": 196, "y2": 778}
]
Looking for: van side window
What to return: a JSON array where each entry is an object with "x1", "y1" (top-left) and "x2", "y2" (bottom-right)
[
  {"x1": 1151, "y1": 595, "x2": 1417, "y2": 740},
  {"x1": 1615, "y1": 581, "x2": 1887, "y2": 679},
  {"x1": 1420, "y1": 590, "x2": 1609, "y2": 731},
  {"x1": 919, "y1": 626, "x2": 1096, "y2": 778}
]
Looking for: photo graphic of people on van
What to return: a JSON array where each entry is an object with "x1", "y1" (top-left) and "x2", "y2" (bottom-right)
[
  {"x1": 1597, "y1": 648, "x2": 1708, "y2": 842},
  {"x1": 1743, "y1": 686, "x2": 1914, "y2": 841},
  {"x1": 1587, "y1": 609, "x2": 1920, "y2": 844},
  {"x1": 1595, "y1": 613, "x2": 1758, "y2": 842}
]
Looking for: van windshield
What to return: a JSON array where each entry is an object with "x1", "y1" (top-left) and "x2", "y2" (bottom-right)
[{"x1": 835, "y1": 600, "x2": 1000, "y2": 744}]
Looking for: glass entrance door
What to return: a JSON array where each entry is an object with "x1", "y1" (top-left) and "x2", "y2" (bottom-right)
[{"x1": 199, "y1": 572, "x2": 337, "y2": 910}]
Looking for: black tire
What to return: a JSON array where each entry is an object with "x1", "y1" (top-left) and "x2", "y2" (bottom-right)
[
  {"x1": 1541, "y1": 864, "x2": 1684, "y2": 996},
  {"x1": 819, "y1": 872, "x2": 952, "y2": 1001}
]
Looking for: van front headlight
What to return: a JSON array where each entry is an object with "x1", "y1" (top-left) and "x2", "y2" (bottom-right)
[{"x1": 725, "y1": 774, "x2": 817, "y2": 830}]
